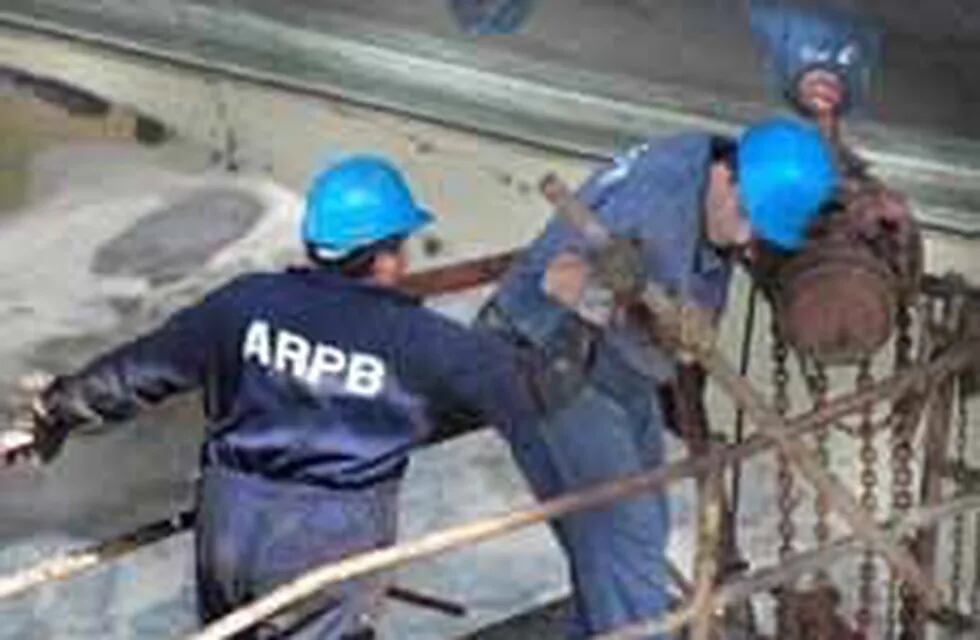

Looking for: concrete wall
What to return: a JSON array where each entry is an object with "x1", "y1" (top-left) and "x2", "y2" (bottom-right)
[{"x1": 0, "y1": 25, "x2": 977, "y2": 639}]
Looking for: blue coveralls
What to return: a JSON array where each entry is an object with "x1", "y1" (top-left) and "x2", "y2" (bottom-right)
[
  {"x1": 482, "y1": 134, "x2": 734, "y2": 637},
  {"x1": 48, "y1": 267, "x2": 542, "y2": 639}
]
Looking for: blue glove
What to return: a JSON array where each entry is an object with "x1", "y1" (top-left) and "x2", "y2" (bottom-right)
[
  {"x1": 749, "y1": 3, "x2": 882, "y2": 115},
  {"x1": 449, "y1": 0, "x2": 537, "y2": 35}
]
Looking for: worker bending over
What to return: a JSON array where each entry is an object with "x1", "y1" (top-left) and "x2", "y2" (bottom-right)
[{"x1": 478, "y1": 117, "x2": 839, "y2": 638}]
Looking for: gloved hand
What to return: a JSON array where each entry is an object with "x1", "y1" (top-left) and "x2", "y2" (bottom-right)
[
  {"x1": 589, "y1": 236, "x2": 646, "y2": 298},
  {"x1": 11, "y1": 373, "x2": 90, "y2": 464}
]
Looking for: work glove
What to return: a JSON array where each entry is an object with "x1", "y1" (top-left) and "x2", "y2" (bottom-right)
[
  {"x1": 11, "y1": 373, "x2": 92, "y2": 464},
  {"x1": 589, "y1": 235, "x2": 646, "y2": 298}
]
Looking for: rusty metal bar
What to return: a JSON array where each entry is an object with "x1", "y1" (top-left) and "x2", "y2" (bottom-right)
[
  {"x1": 540, "y1": 172, "x2": 944, "y2": 611},
  {"x1": 704, "y1": 345, "x2": 942, "y2": 610},
  {"x1": 599, "y1": 493, "x2": 980, "y2": 640},
  {"x1": 183, "y1": 343, "x2": 976, "y2": 640},
  {"x1": 400, "y1": 251, "x2": 518, "y2": 298},
  {"x1": 4, "y1": 345, "x2": 960, "y2": 606}
]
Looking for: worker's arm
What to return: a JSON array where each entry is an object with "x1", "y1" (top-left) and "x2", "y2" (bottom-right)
[
  {"x1": 541, "y1": 157, "x2": 647, "y2": 322},
  {"x1": 413, "y1": 315, "x2": 544, "y2": 444},
  {"x1": 30, "y1": 288, "x2": 226, "y2": 461}
]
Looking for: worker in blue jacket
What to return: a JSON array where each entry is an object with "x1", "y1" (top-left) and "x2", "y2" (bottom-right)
[
  {"x1": 478, "y1": 118, "x2": 839, "y2": 638},
  {"x1": 24, "y1": 156, "x2": 544, "y2": 639}
]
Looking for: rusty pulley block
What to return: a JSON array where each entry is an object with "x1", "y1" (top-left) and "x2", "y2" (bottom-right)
[
  {"x1": 777, "y1": 583, "x2": 863, "y2": 640},
  {"x1": 754, "y1": 152, "x2": 924, "y2": 365}
]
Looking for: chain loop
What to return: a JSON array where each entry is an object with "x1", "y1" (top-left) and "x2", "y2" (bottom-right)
[
  {"x1": 888, "y1": 301, "x2": 917, "y2": 640},
  {"x1": 856, "y1": 358, "x2": 878, "y2": 634},
  {"x1": 773, "y1": 326, "x2": 795, "y2": 559},
  {"x1": 812, "y1": 362, "x2": 831, "y2": 549},
  {"x1": 772, "y1": 322, "x2": 796, "y2": 637}
]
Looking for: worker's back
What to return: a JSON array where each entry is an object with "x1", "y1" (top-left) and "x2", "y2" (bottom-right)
[
  {"x1": 61, "y1": 266, "x2": 537, "y2": 489},
  {"x1": 199, "y1": 267, "x2": 538, "y2": 488}
]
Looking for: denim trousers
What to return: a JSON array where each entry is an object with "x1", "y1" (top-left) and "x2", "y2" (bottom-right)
[
  {"x1": 195, "y1": 467, "x2": 398, "y2": 639},
  {"x1": 505, "y1": 383, "x2": 672, "y2": 639}
]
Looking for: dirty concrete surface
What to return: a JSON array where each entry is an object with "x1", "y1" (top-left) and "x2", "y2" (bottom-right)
[{"x1": 0, "y1": 3, "x2": 977, "y2": 639}]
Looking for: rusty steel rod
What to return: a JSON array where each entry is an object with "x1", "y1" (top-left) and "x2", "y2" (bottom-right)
[
  {"x1": 599, "y1": 493, "x2": 980, "y2": 640},
  {"x1": 183, "y1": 343, "x2": 975, "y2": 640},
  {"x1": 4, "y1": 345, "x2": 959, "y2": 606},
  {"x1": 540, "y1": 172, "x2": 945, "y2": 611},
  {"x1": 400, "y1": 251, "x2": 519, "y2": 298}
]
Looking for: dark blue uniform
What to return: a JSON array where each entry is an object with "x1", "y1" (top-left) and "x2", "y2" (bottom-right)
[{"x1": 44, "y1": 267, "x2": 542, "y2": 638}]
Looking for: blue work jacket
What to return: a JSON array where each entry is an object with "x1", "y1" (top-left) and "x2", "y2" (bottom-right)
[
  {"x1": 491, "y1": 133, "x2": 734, "y2": 401},
  {"x1": 46, "y1": 268, "x2": 540, "y2": 488}
]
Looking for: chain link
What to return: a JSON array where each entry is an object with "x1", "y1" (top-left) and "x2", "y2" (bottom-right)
[
  {"x1": 773, "y1": 326, "x2": 795, "y2": 558},
  {"x1": 772, "y1": 323, "x2": 796, "y2": 637},
  {"x1": 812, "y1": 363, "x2": 831, "y2": 550},
  {"x1": 887, "y1": 302, "x2": 916, "y2": 639},
  {"x1": 856, "y1": 358, "x2": 878, "y2": 634}
]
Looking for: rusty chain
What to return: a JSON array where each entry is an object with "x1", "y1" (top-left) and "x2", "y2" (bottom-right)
[
  {"x1": 773, "y1": 324, "x2": 796, "y2": 558},
  {"x1": 856, "y1": 358, "x2": 879, "y2": 634},
  {"x1": 772, "y1": 321, "x2": 797, "y2": 637},
  {"x1": 888, "y1": 301, "x2": 917, "y2": 639},
  {"x1": 811, "y1": 362, "x2": 832, "y2": 551}
]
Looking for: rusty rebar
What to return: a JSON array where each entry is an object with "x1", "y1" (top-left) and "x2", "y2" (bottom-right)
[
  {"x1": 183, "y1": 343, "x2": 976, "y2": 640},
  {"x1": 598, "y1": 493, "x2": 980, "y2": 640}
]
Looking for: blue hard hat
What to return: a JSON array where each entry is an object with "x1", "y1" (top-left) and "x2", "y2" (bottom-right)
[
  {"x1": 737, "y1": 118, "x2": 838, "y2": 250},
  {"x1": 302, "y1": 156, "x2": 432, "y2": 259}
]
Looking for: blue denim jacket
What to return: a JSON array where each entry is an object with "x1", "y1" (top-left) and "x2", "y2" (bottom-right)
[{"x1": 491, "y1": 133, "x2": 733, "y2": 402}]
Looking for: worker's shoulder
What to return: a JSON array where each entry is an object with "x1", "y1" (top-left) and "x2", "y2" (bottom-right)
[
  {"x1": 402, "y1": 304, "x2": 513, "y2": 356},
  {"x1": 598, "y1": 132, "x2": 714, "y2": 188},
  {"x1": 622, "y1": 132, "x2": 714, "y2": 168}
]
